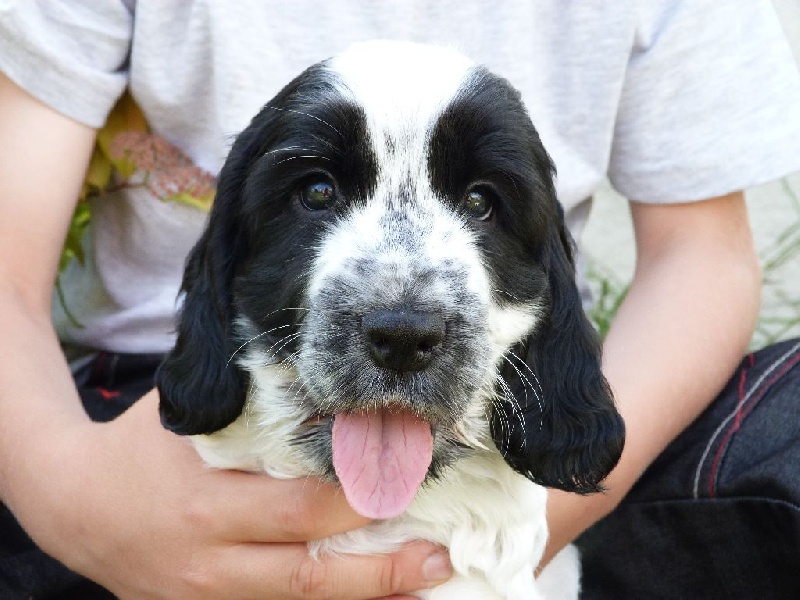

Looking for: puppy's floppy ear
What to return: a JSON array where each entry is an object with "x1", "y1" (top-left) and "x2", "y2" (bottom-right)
[
  {"x1": 156, "y1": 124, "x2": 262, "y2": 436},
  {"x1": 493, "y1": 205, "x2": 625, "y2": 494}
]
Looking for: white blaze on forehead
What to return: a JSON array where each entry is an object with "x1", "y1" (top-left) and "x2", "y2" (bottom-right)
[
  {"x1": 327, "y1": 41, "x2": 476, "y2": 196},
  {"x1": 327, "y1": 40, "x2": 475, "y2": 134}
]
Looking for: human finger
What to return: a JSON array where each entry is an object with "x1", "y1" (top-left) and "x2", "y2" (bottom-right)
[
  {"x1": 189, "y1": 469, "x2": 373, "y2": 543},
  {"x1": 211, "y1": 540, "x2": 453, "y2": 600}
]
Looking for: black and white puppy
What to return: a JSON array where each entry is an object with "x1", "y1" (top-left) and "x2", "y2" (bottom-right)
[{"x1": 157, "y1": 41, "x2": 624, "y2": 599}]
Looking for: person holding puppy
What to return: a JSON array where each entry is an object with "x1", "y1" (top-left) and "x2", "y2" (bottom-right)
[{"x1": 1, "y1": 1, "x2": 799, "y2": 598}]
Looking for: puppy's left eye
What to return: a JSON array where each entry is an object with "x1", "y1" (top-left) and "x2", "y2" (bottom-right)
[
  {"x1": 461, "y1": 187, "x2": 494, "y2": 221},
  {"x1": 300, "y1": 180, "x2": 337, "y2": 210}
]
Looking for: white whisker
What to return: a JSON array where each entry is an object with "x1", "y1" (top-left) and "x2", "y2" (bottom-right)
[
  {"x1": 504, "y1": 351, "x2": 545, "y2": 420},
  {"x1": 266, "y1": 105, "x2": 343, "y2": 137},
  {"x1": 228, "y1": 330, "x2": 272, "y2": 366},
  {"x1": 272, "y1": 155, "x2": 332, "y2": 167},
  {"x1": 228, "y1": 323, "x2": 300, "y2": 366},
  {"x1": 498, "y1": 358, "x2": 530, "y2": 445}
]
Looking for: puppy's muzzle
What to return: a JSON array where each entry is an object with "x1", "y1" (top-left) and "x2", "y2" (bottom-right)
[{"x1": 363, "y1": 309, "x2": 446, "y2": 372}]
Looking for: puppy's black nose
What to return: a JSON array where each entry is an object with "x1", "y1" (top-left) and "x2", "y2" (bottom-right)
[{"x1": 363, "y1": 309, "x2": 445, "y2": 372}]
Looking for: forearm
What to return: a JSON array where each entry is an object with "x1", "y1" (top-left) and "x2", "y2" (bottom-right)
[
  {"x1": 543, "y1": 194, "x2": 761, "y2": 563},
  {"x1": 0, "y1": 70, "x2": 96, "y2": 516},
  {"x1": 0, "y1": 292, "x2": 90, "y2": 502}
]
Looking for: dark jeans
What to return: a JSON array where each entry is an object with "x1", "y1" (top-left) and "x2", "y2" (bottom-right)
[
  {"x1": 579, "y1": 337, "x2": 800, "y2": 599},
  {"x1": 1, "y1": 341, "x2": 799, "y2": 599}
]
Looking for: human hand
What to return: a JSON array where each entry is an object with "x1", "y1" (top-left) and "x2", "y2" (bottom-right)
[{"x1": 15, "y1": 389, "x2": 452, "y2": 599}]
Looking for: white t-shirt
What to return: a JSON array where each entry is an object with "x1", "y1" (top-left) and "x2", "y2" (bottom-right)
[{"x1": 2, "y1": 0, "x2": 800, "y2": 354}]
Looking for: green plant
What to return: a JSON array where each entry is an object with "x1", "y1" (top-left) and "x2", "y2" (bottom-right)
[
  {"x1": 584, "y1": 260, "x2": 628, "y2": 340},
  {"x1": 751, "y1": 178, "x2": 800, "y2": 348}
]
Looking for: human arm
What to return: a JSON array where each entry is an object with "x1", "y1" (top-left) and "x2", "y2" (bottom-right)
[
  {"x1": 541, "y1": 191, "x2": 761, "y2": 564},
  {"x1": 0, "y1": 71, "x2": 451, "y2": 600}
]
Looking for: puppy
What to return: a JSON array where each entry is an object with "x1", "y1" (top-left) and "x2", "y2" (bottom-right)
[{"x1": 157, "y1": 40, "x2": 624, "y2": 599}]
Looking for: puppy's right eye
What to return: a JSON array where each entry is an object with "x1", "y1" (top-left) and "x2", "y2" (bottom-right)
[
  {"x1": 461, "y1": 187, "x2": 494, "y2": 221},
  {"x1": 300, "y1": 180, "x2": 336, "y2": 210}
]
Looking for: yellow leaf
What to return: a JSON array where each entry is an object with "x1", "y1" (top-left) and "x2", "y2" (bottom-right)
[
  {"x1": 98, "y1": 91, "x2": 149, "y2": 179},
  {"x1": 164, "y1": 190, "x2": 216, "y2": 212},
  {"x1": 80, "y1": 145, "x2": 113, "y2": 200},
  {"x1": 97, "y1": 91, "x2": 149, "y2": 156}
]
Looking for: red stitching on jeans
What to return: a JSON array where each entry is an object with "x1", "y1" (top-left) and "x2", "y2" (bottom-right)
[
  {"x1": 707, "y1": 351, "x2": 800, "y2": 498},
  {"x1": 732, "y1": 353, "x2": 756, "y2": 434},
  {"x1": 708, "y1": 367, "x2": 749, "y2": 497},
  {"x1": 739, "y1": 353, "x2": 800, "y2": 422},
  {"x1": 733, "y1": 368, "x2": 747, "y2": 431},
  {"x1": 97, "y1": 387, "x2": 121, "y2": 400}
]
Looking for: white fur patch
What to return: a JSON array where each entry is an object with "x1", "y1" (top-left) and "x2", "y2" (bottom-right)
[{"x1": 328, "y1": 40, "x2": 475, "y2": 151}]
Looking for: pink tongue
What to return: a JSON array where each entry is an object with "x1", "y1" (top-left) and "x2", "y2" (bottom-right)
[{"x1": 332, "y1": 409, "x2": 433, "y2": 519}]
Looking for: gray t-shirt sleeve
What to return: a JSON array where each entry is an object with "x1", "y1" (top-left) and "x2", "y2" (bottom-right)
[
  {"x1": 608, "y1": 0, "x2": 800, "y2": 203},
  {"x1": 0, "y1": 1, "x2": 133, "y2": 128}
]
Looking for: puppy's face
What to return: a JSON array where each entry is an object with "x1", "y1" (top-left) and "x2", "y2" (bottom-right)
[{"x1": 158, "y1": 42, "x2": 624, "y2": 518}]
